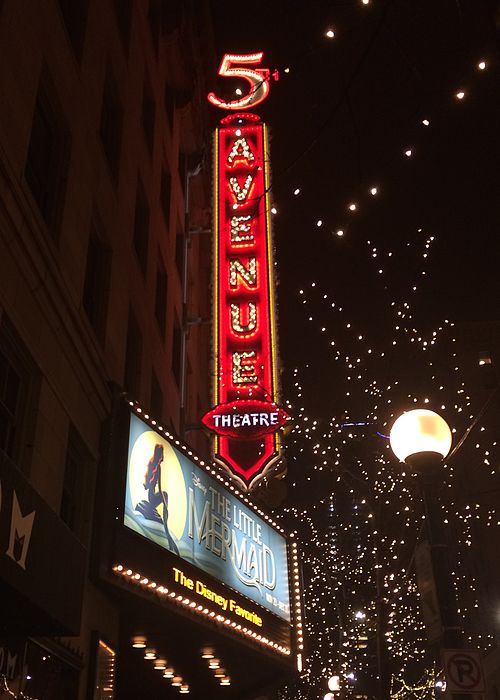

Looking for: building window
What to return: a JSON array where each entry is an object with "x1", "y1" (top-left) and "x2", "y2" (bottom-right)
[
  {"x1": 21, "y1": 640, "x2": 79, "y2": 698},
  {"x1": 0, "y1": 349, "x2": 21, "y2": 460},
  {"x1": 58, "y1": 0, "x2": 88, "y2": 59},
  {"x1": 93, "y1": 639, "x2": 116, "y2": 700},
  {"x1": 113, "y1": 0, "x2": 132, "y2": 53},
  {"x1": 150, "y1": 370, "x2": 163, "y2": 419},
  {"x1": 24, "y1": 73, "x2": 70, "y2": 234},
  {"x1": 175, "y1": 227, "x2": 184, "y2": 280},
  {"x1": 165, "y1": 83, "x2": 175, "y2": 130},
  {"x1": 99, "y1": 71, "x2": 123, "y2": 183},
  {"x1": 148, "y1": 0, "x2": 161, "y2": 56},
  {"x1": 160, "y1": 166, "x2": 171, "y2": 226},
  {"x1": 0, "y1": 319, "x2": 38, "y2": 473},
  {"x1": 155, "y1": 255, "x2": 168, "y2": 338},
  {"x1": 133, "y1": 181, "x2": 149, "y2": 275},
  {"x1": 124, "y1": 309, "x2": 142, "y2": 397},
  {"x1": 82, "y1": 222, "x2": 111, "y2": 340},
  {"x1": 60, "y1": 426, "x2": 91, "y2": 542},
  {"x1": 142, "y1": 74, "x2": 156, "y2": 157},
  {"x1": 178, "y1": 150, "x2": 186, "y2": 196},
  {"x1": 172, "y1": 314, "x2": 182, "y2": 388}
]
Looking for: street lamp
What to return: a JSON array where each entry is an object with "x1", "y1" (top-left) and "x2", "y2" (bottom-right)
[
  {"x1": 390, "y1": 409, "x2": 469, "y2": 700},
  {"x1": 390, "y1": 408, "x2": 452, "y2": 469},
  {"x1": 328, "y1": 675, "x2": 340, "y2": 691}
]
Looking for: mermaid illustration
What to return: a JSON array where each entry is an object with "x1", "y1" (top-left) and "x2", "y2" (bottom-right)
[{"x1": 135, "y1": 443, "x2": 179, "y2": 555}]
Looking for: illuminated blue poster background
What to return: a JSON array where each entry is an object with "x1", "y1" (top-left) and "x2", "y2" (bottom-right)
[{"x1": 124, "y1": 414, "x2": 290, "y2": 622}]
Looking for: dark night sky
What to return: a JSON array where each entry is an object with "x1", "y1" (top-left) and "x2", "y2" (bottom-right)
[
  {"x1": 207, "y1": 0, "x2": 500, "y2": 442},
  {"x1": 206, "y1": 8, "x2": 500, "y2": 691}
]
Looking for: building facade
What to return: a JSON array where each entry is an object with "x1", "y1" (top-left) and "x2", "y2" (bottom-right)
[
  {"x1": 0, "y1": 3, "x2": 299, "y2": 698},
  {"x1": 0, "y1": 1, "x2": 214, "y2": 696}
]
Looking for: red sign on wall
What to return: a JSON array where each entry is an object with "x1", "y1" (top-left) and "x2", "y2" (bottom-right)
[{"x1": 204, "y1": 109, "x2": 287, "y2": 489}]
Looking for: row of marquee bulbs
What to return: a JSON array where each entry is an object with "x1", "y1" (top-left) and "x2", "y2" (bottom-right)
[
  {"x1": 201, "y1": 647, "x2": 232, "y2": 686},
  {"x1": 131, "y1": 637, "x2": 190, "y2": 693},
  {"x1": 114, "y1": 564, "x2": 291, "y2": 655}
]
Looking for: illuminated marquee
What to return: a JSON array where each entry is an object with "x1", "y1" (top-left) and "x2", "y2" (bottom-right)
[
  {"x1": 124, "y1": 413, "x2": 290, "y2": 623},
  {"x1": 114, "y1": 402, "x2": 302, "y2": 659}
]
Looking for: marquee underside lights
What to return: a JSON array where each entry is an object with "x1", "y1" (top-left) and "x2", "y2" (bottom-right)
[
  {"x1": 204, "y1": 60, "x2": 288, "y2": 489},
  {"x1": 112, "y1": 564, "x2": 291, "y2": 656}
]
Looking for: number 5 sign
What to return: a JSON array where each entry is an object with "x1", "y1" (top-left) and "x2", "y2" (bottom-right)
[{"x1": 208, "y1": 52, "x2": 275, "y2": 110}]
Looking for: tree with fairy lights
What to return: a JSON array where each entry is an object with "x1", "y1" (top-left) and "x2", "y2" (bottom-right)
[
  {"x1": 228, "y1": 9, "x2": 500, "y2": 696},
  {"x1": 270, "y1": 228, "x2": 500, "y2": 699}
]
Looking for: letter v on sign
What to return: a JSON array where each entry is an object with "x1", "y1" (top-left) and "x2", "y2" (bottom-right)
[{"x1": 228, "y1": 174, "x2": 254, "y2": 203}]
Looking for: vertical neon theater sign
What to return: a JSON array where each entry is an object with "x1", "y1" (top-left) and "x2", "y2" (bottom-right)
[{"x1": 202, "y1": 53, "x2": 290, "y2": 490}]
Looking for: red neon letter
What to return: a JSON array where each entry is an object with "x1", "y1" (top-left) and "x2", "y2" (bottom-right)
[{"x1": 207, "y1": 53, "x2": 270, "y2": 111}]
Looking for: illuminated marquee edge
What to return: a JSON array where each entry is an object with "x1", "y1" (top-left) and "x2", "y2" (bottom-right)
[
  {"x1": 288, "y1": 539, "x2": 305, "y2": 665},
  {"x1": 112, "y1": 564, "x2": 291, "y2": 657},
  {"x1": 211, "y1": 119, "x2": 285, "y2": 491}
]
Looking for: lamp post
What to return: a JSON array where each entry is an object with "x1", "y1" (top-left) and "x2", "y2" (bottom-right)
[{"x1": 390, "y1": 409, "x2": 471, "y2": 700}]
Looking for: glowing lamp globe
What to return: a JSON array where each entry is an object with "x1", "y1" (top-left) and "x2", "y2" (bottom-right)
[
  {"x1": 328, "y1": 675, "x2": 340, "y2": 691},
  {"x1": 390, "y1": 409, "x2": 452, "y2": 465}
]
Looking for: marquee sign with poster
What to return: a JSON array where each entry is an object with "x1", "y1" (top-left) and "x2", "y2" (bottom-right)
[
  {"x1": 123, "y1": 413, "x2": 291, "y2": 626},
  {"x1": 203, "y1": 52, "x2": 290, "y2": 489}
]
